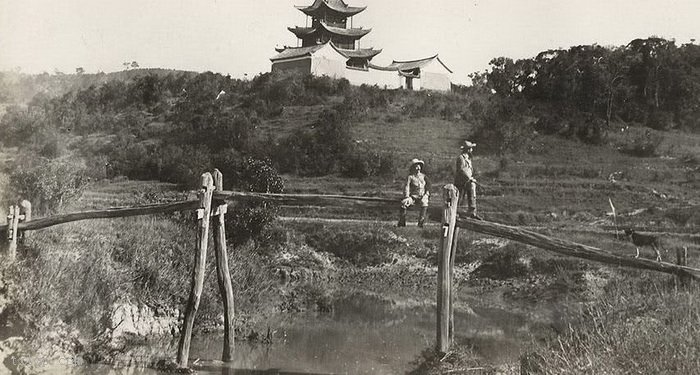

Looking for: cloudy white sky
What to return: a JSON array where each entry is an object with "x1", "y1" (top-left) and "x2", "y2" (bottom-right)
[{"x1": 1, "y1": 0, "x2": 698, "y2": 83}]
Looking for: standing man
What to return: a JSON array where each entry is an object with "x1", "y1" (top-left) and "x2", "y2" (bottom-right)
[
  {"x1": 454, "y1": 140, "x2": 482, "y2": 220},
  {"x1": 398, "y1": 158, "x2": 430, "y2": 227}
]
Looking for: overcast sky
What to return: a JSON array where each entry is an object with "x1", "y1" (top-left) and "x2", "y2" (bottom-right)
[{"x1": 1, "y1": 0, "x2": 698, "y2": 84}]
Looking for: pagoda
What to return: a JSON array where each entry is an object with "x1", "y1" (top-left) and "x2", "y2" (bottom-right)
[
  {"x1": 270, "y1": 0, "x2": 453, "y2": 91},
  {"x1": 272, "y1": 0, "x2": 381, "y2": 70}
]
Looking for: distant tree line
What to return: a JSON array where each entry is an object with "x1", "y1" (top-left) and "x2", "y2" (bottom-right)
[{"x1": 472, "y1": 37, "x2": 700, "y2": 132}]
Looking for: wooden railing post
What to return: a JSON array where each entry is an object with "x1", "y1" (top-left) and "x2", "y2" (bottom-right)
[
  {"x1": 449, "y1": 216, "x2": 460, "y2": 347},
  {"x1": 437, "y1": 184, "x2": 459, "y2": 353},
  {"x1": 212, "y1": 169, "x2": 235, "y2": 362},
  {"x1": 177, "y1": 173, "x2": 215, "y2": 369},
  {"x1": 677, "y1": 247, "x2": 690, "y2": 287},
  {"x1": 19, "y1": 200, "x2": 31, "y2": 243},
  {"x1": 5, "y1": 205, "x2": 24, "y2": 261}
]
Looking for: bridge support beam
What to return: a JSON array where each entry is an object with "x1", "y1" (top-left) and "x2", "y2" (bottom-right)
[
  {"x1": 213, "y1": 169, "x2": 236, "y2": 362},
  {"x1": 437, "y1": 184, "x2": 459, "y2": 353},
  {"x1": 177, "y1": 173, "x2": 215, "y2": 369}
]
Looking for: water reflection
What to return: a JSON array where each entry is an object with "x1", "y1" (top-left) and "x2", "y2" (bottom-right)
[{"x1": 56, "y1": 291, "x2": 545, "y2": 374}]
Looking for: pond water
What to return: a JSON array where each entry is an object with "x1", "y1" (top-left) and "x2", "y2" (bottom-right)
[{"x1": 55, "y1": 292, "x2": 548, "y2": 374}]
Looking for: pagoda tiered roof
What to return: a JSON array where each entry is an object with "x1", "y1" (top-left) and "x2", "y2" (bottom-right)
[
  {"x1": 270, "y1": 42, "x2": 381, "y2": 61},
  {"x1": 295, "y1": 0, "x2": 366, "y2": 17},
  {"x1": 288, "y1": 23, "x2": 371, "y2": 39}
]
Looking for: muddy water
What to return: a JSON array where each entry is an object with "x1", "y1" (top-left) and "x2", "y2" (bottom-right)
[{"x1": 58, "y1": 292, "x2": 546, "y2": 375}]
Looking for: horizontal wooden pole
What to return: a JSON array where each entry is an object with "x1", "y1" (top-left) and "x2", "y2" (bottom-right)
[
  {"x1": 213, "y1": 191, "x2": 399, "y2": 207},
  {"x1": 0, "y1": 200, "x2": 200, "y2": 232},
  {"x1": 0, "y1": 192, "x2": 402, "y2": 232},
  {"x1": 456, "y1": 216, "x2": 700, "y2": 281}
]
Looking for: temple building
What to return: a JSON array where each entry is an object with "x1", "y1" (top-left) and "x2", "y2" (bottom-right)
[{"x1": 270, "y1": 0, "x2": 452, "y2": 91}]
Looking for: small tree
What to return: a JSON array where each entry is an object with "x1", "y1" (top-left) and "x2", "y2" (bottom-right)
[
  {"x1": 224, "y1": 158, "x2": 284, "y2": 247},
  {"x1": 9, "y1": 158, "x2": 88, "y2": 214}
]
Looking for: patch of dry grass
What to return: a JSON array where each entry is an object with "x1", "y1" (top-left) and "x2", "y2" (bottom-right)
[{"x1": 526, "y1": 273, "x2": 700, "y2": 374}]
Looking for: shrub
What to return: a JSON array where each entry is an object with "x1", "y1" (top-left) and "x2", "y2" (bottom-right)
[
  {"x1": 470, "y1": 98, "x2": 531, "y2": 155},
  {"x1": 341, "y1": 144, "x2": 396, "y2": 178},
  {"x1": 620, "y1": 131, "x2": 662, "y2": 157},
  {"x1": 646, "y1": 110, "x2": 675, "y2": 130},
  {"x1": 8, "y1": 158, "x2": 88, "y2": 214},
  {"x1": 473, "y1": 245, "x2": 530, "y2": 279},
  {"x1": 0, "y1": 105, "x2": 54, "y2": 147},
  {"x1": 223, "y1": 158, "x2": 283, "y2": 247},
  {"x1": 575, "y1": 117, "x2": 605, "y2": 145},
  {"x1": 304, "y1": 227, "x2": 403, "y2": 266},
  {"x1": 275, "y1": 108, "x2": 352, "y2": 176}
]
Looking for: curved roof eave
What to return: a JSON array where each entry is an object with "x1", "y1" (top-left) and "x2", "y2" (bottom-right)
[
  {"x1": 295, "y1": 0, "x2": 366, "y2": 16},
  {"x1": 270, "y1": 43, "x2": 327, "y2": 61},
  {"x1": 387, "y1": 54, "x2": 453, "y2": 73},
  {"x1": 335, "y1": 47, "x2": 382, "y2": 59},
  {"x1": 288, "y1": 26, "x2": 316, "y2": 38},
  {"x1": 320, "y1": 22, "x2": 371, "y2": 37}
]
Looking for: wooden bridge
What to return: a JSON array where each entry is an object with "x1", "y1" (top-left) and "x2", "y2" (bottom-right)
[{"x1": 2, "y1": 170, "x2": 698, "y2": 367}]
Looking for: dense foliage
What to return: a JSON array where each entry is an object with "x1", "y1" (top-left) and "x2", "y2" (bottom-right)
[{"x1": 474, "y1": 37, "x2": 700, "y2": 132}]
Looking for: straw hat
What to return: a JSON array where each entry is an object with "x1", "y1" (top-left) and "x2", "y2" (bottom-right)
[
  {"x1": 460, "y1": 140, "x2": 477, "y2": 149},
  {"x1": 408, "y1": 158, "x2": 425, "y2": 169}
]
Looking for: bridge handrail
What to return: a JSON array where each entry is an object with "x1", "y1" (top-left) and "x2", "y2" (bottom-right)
[{"x1": 457, "y1": 216, "x2": 700, "y2": 281}]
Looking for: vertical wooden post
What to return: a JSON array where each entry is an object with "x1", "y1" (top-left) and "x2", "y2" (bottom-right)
[
  {"x1": 676, "y1": 247, "x2": 689, "y2": 288},
  {"x1": 177, "y1": 173, "x2": 215, "y2": 369},
  {"x1": 449, "y1": 225, "x2": 459, "y2": 346},
  {"x1": 7, "y1": 205, "x2": 21, "y2": 261},
  {"x1": 212, "y1": 169, "x2": 235, "y2": 362},
  {"x1": 19, "y1": 200, "x2": 31, "y2": 243},
  {"x1": 437, "y1": 184, "x2": 459, "y2": 353}
]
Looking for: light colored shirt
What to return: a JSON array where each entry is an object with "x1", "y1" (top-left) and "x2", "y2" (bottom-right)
[
  {"x1": 404, "y1": 172, "x2": 429, "y2": 198},
  {"x1": 454, "y1": 153, "x2": 474, "y2": 185}
]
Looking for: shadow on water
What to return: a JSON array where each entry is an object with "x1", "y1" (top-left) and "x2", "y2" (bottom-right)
[
  {"x1": 61, "y1": 290, "x2": 552, "y2": 374},
  {"x1": 196, "y1": 363, "x2": 334, "y2": 375}
]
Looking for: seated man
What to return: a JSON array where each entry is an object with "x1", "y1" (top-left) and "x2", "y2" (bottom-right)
[{"x1": 398, "y1": 158, "x2": 430, "y2": 227}]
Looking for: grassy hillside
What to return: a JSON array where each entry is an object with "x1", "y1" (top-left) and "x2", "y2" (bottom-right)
[{"x1": 1, "y1": 68, "x2": 699, "y2": 373}]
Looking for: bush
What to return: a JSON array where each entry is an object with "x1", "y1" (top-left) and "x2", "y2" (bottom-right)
[
  {"x1": 473, "y1": 245, "x2": 530, "y2": 279},
  {"x1": 470, "y1": 98, "x2": 531, "y2": 155},
  {"x1": 8, "y1": 158, "x2": 88, "y2": 214},
  {"x1": 0, "y1": 105, "x2": 54, "y2": 148},
  {"x1": 341, "y1": 144, "x2": 396, "y2": 178},
  {"x1": 275, "y1": 108, "x2": 352, "y2": 176},
  {"x1": 304, "y1": 227, "x2": 403, "y2": 266},
  {"x1": 646, "y1": 110, "x2": 675, "y2": 130},
  {"x1": 223, "y1": 158, "x2": 283, "y2": 247},
  {"x1": 620, "y1": 131, "x2": 662, "y2": 157}
]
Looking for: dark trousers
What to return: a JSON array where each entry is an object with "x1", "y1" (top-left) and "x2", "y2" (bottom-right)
[
  {"x1": 456, "y1": 182, "x2": 477, "y2": 213},
  {"x1": 398, "y1": 206, "x2": 427, "y2": 227}
]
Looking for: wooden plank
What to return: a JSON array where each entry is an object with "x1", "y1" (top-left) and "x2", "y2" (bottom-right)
[
  {"x1": 213, "y1": 190, "x2": 398, "y2": 208},
  {"x1": 0, "y1": 200, "x2": 200, "y2": 232},
  {"x1": 455, "y1": 216, "x2": 700, "y2": 281},
  {"x1": 177, "y1": 173, "x2": 215, "y2": 369},
  {"x1": 437, "y1": 185, "x2": 459, "y2": 353},
  {"x1": 212, "y1": 169, "x2": 235, "y2": 362}
]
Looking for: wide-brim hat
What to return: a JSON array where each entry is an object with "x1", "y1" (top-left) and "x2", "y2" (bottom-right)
[
  {"x1": 460, "y1": 140, "x2": 477, "y2": 149},
  {"x1": 408, "y1": 158, "x2": 425, "y2": 169}
]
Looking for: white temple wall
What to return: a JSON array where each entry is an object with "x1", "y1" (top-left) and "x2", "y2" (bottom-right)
[
  {"x1": 271, "y1": 58, "x2": 312, "y2": 75},
  {"x1": 345, "y1": 68, "x2": 401, "y2": 89},
  {"x1": 421, "y1": 72, "x2": 451, "y2": 91},
  {"x1": 310, "y1": 55, "x2": 346, "y2": 78},
  {"x1": 419, "y1": 60, "x2": 452, "y2": 91}
]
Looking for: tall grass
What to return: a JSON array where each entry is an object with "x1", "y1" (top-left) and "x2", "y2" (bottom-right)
[
  {"x1": 9, "y1": 211, "x2": 277, "y2": 338},
  {"x1": 527, "y1": 272, "x2": 700, "y2": 374}
]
